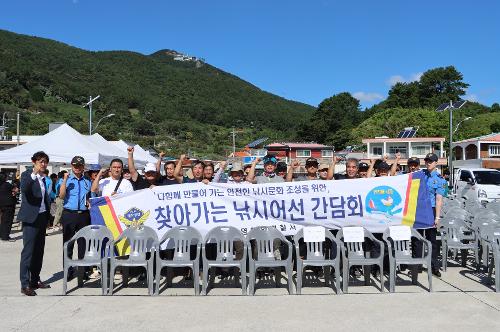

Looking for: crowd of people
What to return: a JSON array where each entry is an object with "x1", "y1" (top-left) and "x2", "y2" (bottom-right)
[{"x1": 0, "y1": 147, "x2": 448, "y2": 296}]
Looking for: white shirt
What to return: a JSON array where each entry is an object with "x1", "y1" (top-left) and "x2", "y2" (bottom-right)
[
  {"x1": 31, "y1": 173, "x2": 46, "y2": 213},
  {"x1": 98, "y1": 177, "x2": 134, "y2": 197}
]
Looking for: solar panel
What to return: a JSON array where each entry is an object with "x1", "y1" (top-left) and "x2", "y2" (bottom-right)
[
  {"x1": 247, "y1": 137, "x2": 268, "y2": 148},
  {"x1": 397, "y1": 131, "x2": 405, "y2": 138},
  {"x1": 453, "y1": 100, "x2": 467, "y2": 109},
  {"x1": 407, "y1": 130, "x2": 416, "y2": 138},
  {"x1": 435, "y1": 102, "x2": 450, "y2": 112}
]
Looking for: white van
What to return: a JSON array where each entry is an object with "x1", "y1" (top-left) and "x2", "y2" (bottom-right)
[{"x1": 453, "y1": 168, "x2": 500, "y2": 205}]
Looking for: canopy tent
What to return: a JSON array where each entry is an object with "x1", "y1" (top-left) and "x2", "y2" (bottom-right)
[
  {"x1": 0, "y1": 124, "x2": 134, "y2": 166},
  {"x1": 111, "y1": 140, "x2": 158, "y2": 164}
]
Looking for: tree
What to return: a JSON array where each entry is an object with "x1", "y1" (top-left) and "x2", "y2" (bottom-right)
[
  {"x1": 491, "y1": 122, "x2": 500, "y2": 133},
  {"x1": 491, "y1": 103, "x2": 500, "y2": 113},
  {"x1": 418, "y1": 66, "x2": 469, "y2": 108},
  {"x1": 385, "y1": 82, "x2": 420, "y2": 109}
]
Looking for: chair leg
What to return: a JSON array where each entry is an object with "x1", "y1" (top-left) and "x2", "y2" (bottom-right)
[
  {"x1": 63, "y1": 265, "x2": 68, "y2": 295},
  {"x1": 389, "y1": 262, "x2": 395, "y2": 293},
  {"x1": 249, "y1": 263, "x2": 255, "y2": 296},
  {"x1": 193, "y1": 263, "x2": 200, "y2": 296},
  {"x1": 379, "y1": 263, "x2": 384, "y2": 293},
  {"x1": 335, "y1": 262, "x2": 341, "y2": 295},
  {"x1": 495, "y1": 259, "x2": 500, "y2": 293},
  {"x1": 123, "y1": 267, "x2": 129, "y2": 288},
  {"x1": 109, "y1": 264, "x2": 115, "y2": 296},
  {"x1": 342, "y1": 263, "x2": 349, "y2": 294},
  {"x1": 324, "y1": 266, "x2": 330, "y2": 288},
  {"x1": 202, "y1": 266, "x2": 210, "y2": 295},
  {"x1": 240, "y1": 263, "x2": 247, "y2": 295},
  {"x1": 286, "y1": 265, "x2": 294, "y2": 295},
  {"x1": 101, "y1": 261, "x2": 108, "y2": 296},
  {"x1": 154, "y1": 263, "x2": 161, "y2": 296},
  {"x1": 363, "y1": 265, "x2": 371, "y2": 286},
  {"x1": 443, "y1": 244, "x2": 448, "y2": 272},
  {"x1": 147, "y1": 262, "x2": 154, "y2": 296},
  {"x1": 274, "y1": 267, "x2": 281, "y2": 288},
  {"x1": 296, "y1": 264, "x2": 303, "y2": 295}
]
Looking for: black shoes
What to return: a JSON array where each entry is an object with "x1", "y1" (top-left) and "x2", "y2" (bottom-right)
[
  {"x1": 432, "y1": 268, "x2": 441, "y2": 277},
  {"x1": 21, "y1": 287, "x2": 37, "y2": 296}
]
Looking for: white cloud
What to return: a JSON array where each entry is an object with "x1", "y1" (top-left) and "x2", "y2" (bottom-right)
[
  {"x1": 464, "y1": 94, "x2": 478, "y2": 102},
  {"x1": 352, "y1": 92, "x2": 384, "y2": 103},
  {"x1": 386, "y1": 72, "x2": 423, "y2": 86},
  {"x1": 72, "y1": 0, "x2": 79, "y2": 4}
]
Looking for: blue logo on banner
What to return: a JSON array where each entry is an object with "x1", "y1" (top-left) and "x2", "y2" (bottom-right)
[{"x1": 365, "y1": 186, "x2": 403, "y2": 219}]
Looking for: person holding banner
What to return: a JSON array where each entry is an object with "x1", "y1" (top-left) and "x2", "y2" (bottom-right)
[
  {"x1": 173, "y1": 154, "x2": 209, "y2": 184},
  {"x1": 246, "y1": 154, "x2": 285, "y2": 184},
  {"x1": 91, "y1": 159, "x2": 134, "y2": 197},
  {"x1": 213, "y1": 161, "x2": 247, "y2": 184}
]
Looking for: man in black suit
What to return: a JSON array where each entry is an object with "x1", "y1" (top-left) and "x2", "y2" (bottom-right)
[{"x1": 18, "y1": 151, "x2": 52, "y2": 296}]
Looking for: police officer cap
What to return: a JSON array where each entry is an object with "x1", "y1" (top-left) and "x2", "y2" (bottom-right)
[
  {"x1": 424, "y1": 153, "x2": 438, "y2": 162},
  {"x1": 377, "y1": 161, "x2": 390, "y2": 170}
]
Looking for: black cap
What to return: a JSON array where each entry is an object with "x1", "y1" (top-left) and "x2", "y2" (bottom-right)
[
  {"x1": 71, "y1": 156, "x2": 85, "y2": 166},
  {"x1": 424, "y1": 153, "x2": 438, "y2": 162},
  {"x1": 358, "y1": 162, "x2": 369, "y2": 170},
  {"x1": 407, "y1": 157, "x2": 420, "y2": 165},
  {"x1": 377, "y1": 161, "x2": 390, "y2": 170},
  {"x1": 276, "y1": 162, "x2": 287, "y2": 173},
  {"x1": 305, "y1": 157, "x2": 319, "y2": 167}
]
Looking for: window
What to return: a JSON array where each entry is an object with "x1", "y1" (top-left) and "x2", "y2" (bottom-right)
[
  {"x1": 372, "y1": 147, "x2": 383, "y2": 156},
  {"x1": 460, "y1": 171, "x2": 472, "y2": 182},
  {"x1": 321, "y1": 150, "x2": 333, "y2": 157},
  {"x1": 388, "y1": 146, "x2": 407, "y2": 155},
  {"x1": 412, "y1": 145, "x2": 431, "y2": 156},
  {"x1": 296, "y1": 150, "x2": 311, "y2": 158},
  {"x1": 489, "y1": 145, "x2": 500, "y2": 157}
]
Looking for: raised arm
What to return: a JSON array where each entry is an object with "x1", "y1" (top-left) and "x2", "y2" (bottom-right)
[
  {"x1": 390, "y1": 152, "x2": 401, "y2": 176},
  {"x1": 127, "y1": 146, "x2": 139, "y2": 182},
  {"x1": 58, "y1": 172, "x2": 70, "y2": 200},
  {"x1": 286, "y1": 160, "x2": 300, "y2": 182},
  {"x1": 91, "y1": 168, "x2": 107, "y2": 194},
  {"x1": 366, "y1": 159, "x2": 376, "y2": 178},
  {"x1": 328, "y1": 156, "x2": 339, "y2": 180},
  {"x1": 156, "y1": 152, "x2": 165, "y2": 173},
  {"x1": 173, "y1": 154, "x2": 186, "y2": 184},
  {"x1": 246, "y1": 158, "x2": 260, "y2": 184},
  {"x1": 212, "y1": 161, "x2": 227, "y2": 183}
]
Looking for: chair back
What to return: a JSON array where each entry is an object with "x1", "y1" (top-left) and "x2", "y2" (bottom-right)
[
  {"x1": 119, "y1": 226, "x2": 158, "y2": 262},
  {"x1": 247, "y1": 226, "x2": 286, "y2": 261},
  {"x1": 160, "y1": 226, "x2": 203, "y2": 262},
  {"x1": 382, "y1": 226, "x2": 418, "y2": 260},
  {"x1": 204, "y1": 226, "x2": 246, "y2": 262},
  {"x1": 336, "y1": 226, "x2": 370, "y2": 260},
  {"x1": 68, "y1": 225, "x2": 113, "y2": 260},
  {"x1": 294, "y1": 228, "x2": 337, "y2": 261}
]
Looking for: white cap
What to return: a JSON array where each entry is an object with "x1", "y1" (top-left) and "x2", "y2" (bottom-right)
[{"x1": 144, "y1": 163, "x2": 156, "y2": 173}]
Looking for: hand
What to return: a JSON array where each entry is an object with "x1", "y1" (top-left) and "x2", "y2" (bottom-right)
[
  {"x1": 127, "y1": 146, "x2": 134, "y2": 154},
  {"x1": 219, "y1": 161, "x2": 227, "y2": 170},
  {"x1": 63, "y1": 172, "x2": 69, "y2": 181},
  {"x1": 395, "y1": 152, "x2": 401, "y2": 160},
  {"x1": 370, "y1": 159, "x2": 376, "y2": 165},
  {"x1": 291, "y1": 160, "x2": 300, "y2": 169},
  {"x1": 159, "y1": 152, "x2": 165, "y2": 159},
  {"x1": 252, "y1": 158, "x2": 261, "y2": 165},
  {"x1": 180, "y1": 154, "x2": 187, "y2": 161},
  {"x1": 202, "y1": 179, "x2": 210, "y2": 185},
  {"x1": 434, "y1": 218, "x2": 440, "y2": 228},
  {"x1": 333, "y1": 156, "x2": 342, "y2": 163},
  {"x1": 383, "y1": 154, "x2": 389, "y2": 161}
]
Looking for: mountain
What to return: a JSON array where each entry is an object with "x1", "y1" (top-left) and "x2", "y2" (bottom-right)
[{"x1": 0, "y1": 29, "x2": 314, "y2": 158}]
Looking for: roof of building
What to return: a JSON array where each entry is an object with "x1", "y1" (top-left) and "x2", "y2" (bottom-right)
[
  {"x1": 452, "y1": 133, "x2": 500, "y2": 145},
  {"x1": 362, "y1": 137, "x2": 445, "y2": 143},
  {"x1": 265, "y1": 142, "x2": 334, "y2": 149}
]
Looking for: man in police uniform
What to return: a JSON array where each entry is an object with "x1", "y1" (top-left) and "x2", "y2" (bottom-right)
[
  {"x1": 420, "y1": 152, "x2": 446, "y2": 277},
  {"x1": 59, "y1": 156, "x2": 92, "y2": 264}
]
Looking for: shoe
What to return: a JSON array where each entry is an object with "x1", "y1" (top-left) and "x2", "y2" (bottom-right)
[
  {"x1": 432, "y1": 269, "x2": 441, "y2": 277},
  {"x1": 31, "y1": 281, "x2": 51, "y2": 289},
  {"x1": 1, "y1": 237, "x2": 15, "y2": 242},
  {"x1": 21, "y1": 287, "x2": 37, "y2": 296}
]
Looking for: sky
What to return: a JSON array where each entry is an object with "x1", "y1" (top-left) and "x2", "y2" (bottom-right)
[{"x1": 1, "y1": 0, "x2": 499, "y2": 109}]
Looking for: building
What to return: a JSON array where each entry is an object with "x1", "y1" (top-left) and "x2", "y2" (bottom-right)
[
  {"x1": 264, "y1": 142, "x2": 335, "y2": 164},
  {"x1": 452, "y1": 133, "x2": 500, "y2": 169},
  {"x1": 361, "y1": 136, "x2": 447, "y2": 168}
]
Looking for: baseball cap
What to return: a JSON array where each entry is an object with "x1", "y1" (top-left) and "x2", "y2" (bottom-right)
[
  {"x1": 262, "y1": 154, "x2": 278, "y2": 165},
  {"x1": 318, "y1": 163, "x2": 329, "y2": 171},
  {"x1": 144, "y1": 163, "x2": 157, "y2": 173},
  {"x1": 71, "y1": 156, "x2": 85, "y2": 166},
  {"x1": 230, "y1": 162, "x2": 244, "y2": 173},
  {"x1": 358, "y1": 162, "x2": 369, "y2": 170},
  {"x1": 305, "y1": 157, "x2": 319, "y2": 167},
  {"x1": 377, "y1": 161, "x2": 390, "y2": 170},
  {"x1": 407, "y1": 157, "x2": 420, "y2": 165},
  {"x1": 424, "y1": 153, "x2": 438, "y2": 163},
  {"x1": 276, "y1": 162, "x2": 287, "y2": 173}
]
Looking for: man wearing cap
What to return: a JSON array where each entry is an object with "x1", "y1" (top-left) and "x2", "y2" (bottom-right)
[
  {"x1": 286, "y1": 157, "x2": 335, "y2": 182},
  {"x1": 357, "y1": 162, "x2": 370, "y2": 178},
  {"x1": 247, "y1": 154, "x2": 285, "y2": 184},
  {"x1": 59, "y1": 156, "x2": 93, "y2": 265},
  {"x1": 416, "y1": 152, "x2": 446, "y2": 277},
  {"x1": 127, "y1": 146, "x2": 160, "y2": 190},
  {"x1": 213, "y1": 161, "x2": 247, "y2": 184},
  {"x1": 407, "y1": 157, "x2": 421, "y2": 173}
]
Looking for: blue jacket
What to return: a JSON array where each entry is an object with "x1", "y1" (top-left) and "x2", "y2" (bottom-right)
[{"x1": 17, "y1": 170, "x2": 50, "y2": 224}]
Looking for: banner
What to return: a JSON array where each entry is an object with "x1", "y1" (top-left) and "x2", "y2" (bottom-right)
[{"x1": 90, "y1": 172, "x2": 434, "y2": 252}]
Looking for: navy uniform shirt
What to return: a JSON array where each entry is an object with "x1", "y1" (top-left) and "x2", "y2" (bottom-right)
[
  {"x1": 423, "y1": 169, "x2": 447, "y2": 207},
  {"x1": 63, "y1": 174, "x2": 92, "y2": 211}
]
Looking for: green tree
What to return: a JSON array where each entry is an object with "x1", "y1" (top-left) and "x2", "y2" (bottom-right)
[
  {"x1": 419, "y1": 66, "x2": 469, "y2": 107},
  {"x1": 491, "y1": 103, "x2": 500, "y2": 113},
  {"x1": 385, "y1": 81, "x2": 420, "y2": 109}
]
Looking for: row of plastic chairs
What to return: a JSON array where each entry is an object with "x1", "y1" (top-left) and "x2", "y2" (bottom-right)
[
  {"x1": 441, "y1": 197, "x2": 500, "y2": 291},
  {"x1": 63, "y1": 224, "x2": 436, "y2": 295}
]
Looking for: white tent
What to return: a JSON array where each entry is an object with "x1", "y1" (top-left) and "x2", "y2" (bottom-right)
[
  {"x1": 111, "y1": 140, "x2": 158, "y2": 164},
  {"x1": 0, "y1": 124, "x2": 129, "y2": 166}
]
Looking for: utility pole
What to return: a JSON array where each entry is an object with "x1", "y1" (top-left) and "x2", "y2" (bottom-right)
[
  {"x1": 83, "y1": 95, "x2": 100, "y2": 135},
  {"x1": 16, "y1": 112, "x2": 20, "y2": 146},
  {"x1": 232, "y1": 127, "x2": 236, "y2": 156},
  {"x1": 448, "y1": 100, "x2": 454, "y2": 185}
]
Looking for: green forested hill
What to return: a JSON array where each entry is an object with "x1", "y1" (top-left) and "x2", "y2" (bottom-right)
[{"x1": 0, "y1": 29, "x2": 313, "y2": 158}]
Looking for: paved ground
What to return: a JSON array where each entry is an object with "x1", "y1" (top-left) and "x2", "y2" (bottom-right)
[{"x1": 1, "y1": 221, "x2": 500, "y2": 331}]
